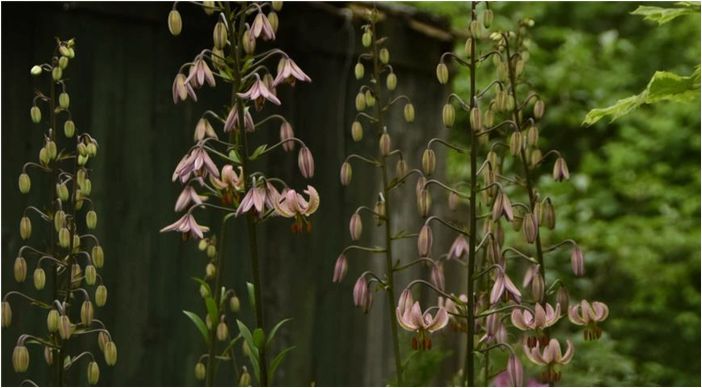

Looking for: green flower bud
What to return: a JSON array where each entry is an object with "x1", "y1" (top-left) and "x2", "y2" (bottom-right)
[
  {"x1": 97, "y1": 332, "x2": 109, "y2": 352},
  {"x1": 82, "y1": 178, "x2": 92, "y2": 195},
  {"x1": 59, "y1": 56, "x2": 69, "y2": 70},
  {"x1": 354, "y1": 92, "x2": 366, "y2": 111},
  {"x1": 442, "y1": 103, "x2": 455, "y2": 127},
  {"x1": 46, "y1": 140, "x2": 57, "y2": 160},
  {"x1": 421, "y1": 148, "x2": 436, "y2": 176},
  {"x1": 64, "y1": 119, "x2": 76, "y2": 138},
  {"x1": 464, "y1": 38, "x2": 472, "y2": 57},
  {"x1": 509, "y1": 131, "x2": 523, "y2": 156},
  {"x1": 470, "y1": 107, "x2": 481, "y2": 131},
  {"x1": 417, "y1": 189, "x2": 431, "y2": 218},
  {"x1": 253, "y1": 328, "x2": 265, "y2": 349},
  {"x1": 436, "y1": 62, "x2": 449, "y2": 84},
  {"x1": 194, "y1": 362, "x2": 206, "y2": 380},
  {"x1": 2, "y1": 302, "x2": 12, "y2": 328},
  {"x1": 229, "y1": 296, "x2": 240, "y2": 312},
  {"x1": 12, "y1": 345, "x2": 29, "y2": 373},
  {"x1": 530, "y1": 148, "x2": 542, "y2": 167},
  {"x1": 211, "y1": 47, "x2": 225, "y2": 70},
  {"x1": 203, "y1": 1, "x2": 215, "y2": 15},
  {"x1": 78, "y1": 154, "x2": 89, "y2": 166},
  {"x1": 379, "y1": 48, "x2": 390, "y2": 64},
  {"x1": 469, "y1": 20, "x2": 482, "y2": 39},
  {"x1": 198, "y1": 239, "x2": 208, "y2": 251},
  {"x1": 213, "y1": 21, "x2": 228, "y2": 50},
  {"x1": 96, "y1": 285, "x2": 108, "y2": 307},
  {"x1": 14, "y1": 256, "x2": 27, "y2": 283},
  {"x1": 216, "y1": 321, "x2": 229, "y2": 341},
  {"x1": 379, "y1": 132, "x2": 391, "y2": 156},
  {"x1": 52, "y1": 66, "x2": 63, "y2": 81},
  {"x1": 403, "y1": 103, "x2": 415, "y2": 123},
  {"x1": 205, "y1": 263, "x2": 216, "y2": 279},
  {"x1": 59, "y1": 45, "x2": 71, "y2": 57},
  {"x1": 56, "y1": 182, "x2": 69, "y2": 202},
  {"x1": 386, "y1": 72, "x2": 397, "y2": 90},
  {"x1": 267, "y1": 12, "x2": 279, "y2": 33},
  {"x1": 482, "y1": 9, "x2": 494, "y2": 28},
  {"x1": 59, "y1": 92, "x2": 70, "y2": 109},
  {"x1": 104, "y1": 341, "x2": 117, "y2": 366},
  {"x1": 527, "y1": 125, "x2": 539, "y2": 147},
  {"x1": 168, "y1": 9, "x2": 182, "y2": 36},
  {"x1": 39, "y1": 147, "x2": 49, "y2": 165},
  {"x1": 242, "y1": 341, "x2": 251, "y2": 357},
  {"x1": 361, "y1": 31, "x2": 372, "y2": 48},
  {"x1": 87, "y1": 142, "x2": 97, "y2": 156},
  {"x1": 272, "y1": 1, "x2": 283, "y2": 11},
  {"x1": 340, "y1": 162, "x2": 352, "y2": 186},
  {"x1": 534, "y1": 99, "x2": 545, "y2": 119},
  {"x1": 81, "y1": 300, "x2": 94, "y2": 326},
  {"x1": 364, "y1": 90, "x2": 375, "y2": 107},
  {"x1": 34, "y1": 268, "x2": 46, "y2": 290},
  {"x1": 47, "y1": 309, "x2": 60, "y2": 332},
  {"x1": 395, "y1": 159, "x2": 408, "y2": 178},
  {"x1": 351, "y1": 121, "x2": 363, "y2": 142},
  {"x1": 58, "y1": 314, "x2": 72, "y2": 340},
  {"x1": 20, "y1": 216, "x2": 32, "y2": 240},
  {"x1": 71, "y1": 263, "x2": 82, "y2": 287},
  {"x1": 85, "y1": 265, "x2": 97, "y2": 286},
  {"x1": 242, "y1": 29, "x2": 256, "y2": 55},
  {"x1": 354, "y1": 62, "x2": 364, "y2": 80},
  {"x1": 92, "y1": 245, "x2": 104, "y2": 268},
  {"x1": 59, "y1": 227, "x2": 71, "y2": 248},
  {"x1": 206, "y1": 244, "x2": 216, "y2": 258},
  {"x1": 239, "y1": 367, "x2": 251, "y2": 386},
  {"x1": 87, "y1": 361, "x2": 100, "y2": 385},
  {"x1": 86, "y1": 210, "x2": 97, "y2": 230},
  {"x1": 31, "y1": 65, "x2": 43, "y2": 76},
  {"x1": 541, "y1": 198, "x2": 556, "y2": 230},
  {"x1": 484, "y1": 109, "x2": 495, "y2": 128},
  {"x1": 18, "y1": 173, "x2": 31, "y2": 194},
  {"x1": 31, "y1": 106, "x2": 42, "y2": 124}
]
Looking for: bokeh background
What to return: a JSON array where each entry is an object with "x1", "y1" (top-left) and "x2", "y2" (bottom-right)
[{"x1": 2, "y1": 2, "x2": 700, "y2": 386}]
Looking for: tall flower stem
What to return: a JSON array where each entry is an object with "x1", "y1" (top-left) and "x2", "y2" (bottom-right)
[
  {"x1": 206, "y1": 216, "x2": 230, "y2": 386},
  {"x1": 465, "y1": 2, "x2": 478, "y2": 386},
  {"x1": 370, "y1": 15, "x2": 404, "y2": 386}
]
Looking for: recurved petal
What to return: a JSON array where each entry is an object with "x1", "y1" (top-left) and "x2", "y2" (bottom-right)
[
  {"x1": 561, "y1": 339, "x2": 575, "y2": 364},
  {"x1": 427, "y1": 307, "x2": 449, "y2": 333},
  {"x1": 592, "y1": 301, "x2": 609, "y2": 322}
]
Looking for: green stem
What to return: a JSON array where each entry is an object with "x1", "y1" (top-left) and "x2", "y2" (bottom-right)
[{"x1": 206, "y1": 217, "x2": 230, "y2": 386}]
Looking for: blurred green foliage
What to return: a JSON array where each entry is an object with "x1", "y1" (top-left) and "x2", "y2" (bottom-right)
[{"x1": 412, "y1": 2, "x2": 700, "y2": 386}]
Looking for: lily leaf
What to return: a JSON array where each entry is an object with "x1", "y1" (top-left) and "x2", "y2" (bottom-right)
[
  {"x1": 183, "y1": 310, "x2": 210, "y2": 346},
  {"x1": 236, "y1": 320, "x2": 260, "y2": 384},
  {"x1": 631, "y1": 3, "x2": 699, "y2": 25},
  {"x1": 249, "y1": 144, "x2": 268, "y2": 160},
  {"x1": 268, "y1": 346, "x2": 295, "y2": 383},
  {"x1": 266, "y1": 318, "x2": 292, "y2": 347}
]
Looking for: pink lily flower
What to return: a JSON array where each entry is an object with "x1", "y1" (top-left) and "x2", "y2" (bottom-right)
[
  {"x1": 251, "y1": 12, "x2": 276, "y2": 41},
  {"x1": 332, "y1": 254, "x2": 348, "y2": 283},
  {"x1": 223, "y1": 104, "x2": 255, "y2": 133},
  {"x1": 172, "y1": 73, "x2": 197, "y2": 104},
  {"x1": 568, "y1": 300, "x2": 609, "y2": 340},
  {"x1": 194, "y1": 118, "x2": 217, "y2": 141},
  {"x1": 523, "y1": 338, "x2": 574, "y2": 384},
  {"x1": 237, "y1": 74, "x2": 281, "y2": 107},
  {"x1": 448, "y1": 235, "x2": 469, "y2": 259},
  {"x1": 211, "y1": 165, "x2": 244, "y2": 192},
  {"x1": 172, "y1": 146, "x2": 220, "y2": 184},
  {"x1": 236, "y1": 185, "x2": 268, "y2": 216},
  {"x1": 353, "y1": 275, "x2": 372, "y2": 313},
  {"x1": 174, "y1": 185, "x2": 208, "y2": 212},
  {"x1": 396, "y1": 291, "x2": 449, "y2": 350},
  {"x1": 511, "y1": 303, "x2": 561, "y2": 332},
  {"x1": 160, "y1": 213, "x2": 210, "y2": 239},
  {"x1": 490, "y1": 265, "x2": 522, "y2": 305},
  {"x1": 274, "y1": 185, "x2": 320, "y2": 233},
  {"x1": 185, "y1": 56, "x2": 216, "y2": 89},
  {"x1": 273, "y1": 57, "x2": 311, "y2": 86},
  {"x1": 438, "y1": 293, "x2": 468, "y2": 332}
]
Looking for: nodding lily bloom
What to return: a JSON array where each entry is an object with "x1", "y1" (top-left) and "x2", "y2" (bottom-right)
[
  {"x1": 353, "y1": 276, "x2": 372, "y2": 313},
  {"x1": 332, "y1": 254, "x2": 348, "y2": 283},
  {"x1": 480, "y1": 312, "x2": 507, "y2": 345},
  {"x1": 571, "y1": 245, "x2": 585, "y2": 276},
  {"x1": 172, "y1": 73, "x2": 197, "y2": 104},
  {"x1": 490, "y1": 265, "x2": 522, "y2": 305},
  {"x1": 523, "y1": 338, "x2": 574, "y2": 384},
  {"x1": 194, "y1": 118, "x2": 217, "y2": 141},
  {"x1": 274, "y1": 56, "x2": 311, "y2": 86},
  {"x1": 448, "y1": 235, "x2": 469, "y2": 259},
  {"x1": 175, "y1": 186, "x2": 208, "y2": 212},
  {"x1": 238, "y1": 74, "x2": 281, "y2": 108},
  {"x1": 430, "y1": 262, "x2": 445, "y2": 291},
  {"x1": 552, "y1": 157, "x2": 570, "y2": 182},
  {"x1": 492, "y1": 192, "x2": 514, "y2": 222},
  {"x1": 273, "y1": 185, "x2": 320, "y2": 233},
  {"x1": 523, "y1": 265, "x2": 545, "y2": 301},
  {"x1": 172, "y1": 146, "x2": 220, "y2": 184},
  {"x1": 438, "y1": 293, "x2": 468, "y2": 332},
  {"x1": 160, "y1": 213, "x2": 210, "y2": 239},
  {"x1": 492, "y1": 369, "x2": 546, "y2": 387},
  {"x1": 186, "y1": 56, "x2": 216, "y2": 89},
  {"x1": 251, "y1": 12, "x2": 276, "y2": 41},
  {"x1": 568, "y1": 300, "x2": 609, "y2": 340},
  {"x1": 511, "y1": 303, "x2": 561, "y2": 335},
  {"x1": 211, "y1": 165, "x2": 244, "y2": 192},
  {"x1": 396, "y1": 293, "x2": 449, "y2": 350},
  {"x1": 235, "y1": 180, "x2": 281, "y2": 217},
  {"x1": 223, "y1": 104, "x2": 255, "y2": 133}
]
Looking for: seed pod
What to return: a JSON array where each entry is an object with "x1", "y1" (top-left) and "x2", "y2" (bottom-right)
[
  {"x1": 242, "y1": 29, "x2": 256, "y2": 54},
  {"x1": 14, "y1": 256, "x2": 27, "y2": 282},
  {"x1": 18, "y1": 173, "x2": 31, "y2": 194},
  {"x1": 2, "y1": 302, "x2": 11, "y2": 328},
  {"x1": 470, "y1": 107, "x2": 481, "y2": 131},
  {"x1": 86, "y1": 210, "x2": 98, "y2": 230},
  {"x1": 168, "y1": 9, "x2": 182, "y2": 36},
  {"x1": 355, "y1": 92, "x2": 366, "y2": 111},
  {"x1": 272, "y1": 1, "x2": 283, "y2": 11},
  {"x1": 213, "y1": 21, "x2": 227, "y2": 49},
  {"x1": 340, "y1": 162, "x2": 352, "y2": 186},
  {"x1": 533, "y1": 99, "x2": 545, "y2": 119},
  {"x1": 379, "y1": 132, "x2": 391, "y2": 156},
  {"x1": 395, "y1": 159, "x2": 408, "y2": 178},
  {"x1": 553, "y1": 157, "x2": 570, "y2": 181},
  {"x1": 403, "y1": 103, "x2": 415, "y2": 123},
  {"x1": 268, "y1": 12, "x2": 279, "y2": 33},
  {"x1": 194, "y1": 362, "x2": 206, "y2": 381},
  {"x1": 30, "y1": 106, "x2": 42, "y2": 124},
  {"x1": 47, "y1": 309, "x2": 59, "y2": 332},
  {"x1": 362, "y1": 31, "x2": 372, "y2": 48},
  {"x1": 104, "y1": 341, "x2": 117, "y2": 366},
  {"x1": 417, "y1": 225, "x2": 433, "y2": 257},
  {"x1": 364, "y1": 90, "x2": 376, "y2": 107},
  {"x1": 351, "y1": 121, "x2": 363, "y2": 142},
  {"x1": 229, "y1": 296, "x2": 240, "y2": 312},
  {"x1": 81, "y1": 300, "x2": 94, "y2": 326},
  {"x1": 354, "y1": 62, "x2": 364, "y2": 80},
  {"x1": 349, "y1": 213, "x2": 362, "y2": 241},
  {"x1": 44, "y1": 346, "x2": 54, "y2": 365},
  {"x1": 217, "y1": 321, "x2": 229, "y2": 341},
  {"x1": 379, "y1": 48, "x2": 390, "y2": 64},
  {"x1": 509, "y1": 131, "x2": 523, "y2": 156},
  {"x1": 31, "y1": 65, "x2": 42, "y2": 76},
  {"x1": 52, "y1": 66, "x2": 63, "y2": 81},
  {"x1": 527, "y1": 125, "x2": 539, "y2": 147},
  {"x1": 20, "y1": 216, "x2": 32, "y2": 240},
  {"x1": 59, "y1": 92, "x2": 70, "y2": 109},
  {"x1": 386, "y1": 72, "x2": 397, "y2": 90},
  {"x1": 448, "y1": 191, "x2": 459, "y2": 211},
  {"x1": 436, "y1": 62, "x2": 449, "y2": 84},
  {"x1": 34, "y1": 268, "x2": 46, "y2": 290},
  {"x1": 482, "y1": 9, "x2": 494, "y2": 28},
  {"x1": 58, "y1": 315, "x2": 72, "y2": 340},
  {"x1": 87, "y1": 361, "x2": 100, "y2": 385},
  {"x1": 297, "y1": 146, "x2": 315, "y2": 178},
  {"x1": 442, "y1": 103, "x2": 455, "y2": 127},
  {"x1": 421, "y1": 148, "x2": 436, "y2": 176},
  {"x1": 92, "y1": 245, "x2": 105, "y2": 268},
  {"x1": 522, "y1": 213, "x2": 538, "y2": 243},
  {"x1": 58, "y1": 227, "x2": 70, "y2": 248},
  {"x1": 12, "y1": 345, "x2": 29, "y2": 373},
  {"x1": 417, "y1": 189, "x2": 431, "y2": 218},
  {"x1": 85, "y1": 265, "x2": 97, "y2": 286},
  {"x1": 96, "y1": 285, "x2": 108, "y2": 307}
]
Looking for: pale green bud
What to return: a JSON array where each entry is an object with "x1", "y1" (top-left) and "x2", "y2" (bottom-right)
[
  {"x1": 470, "y1": 107, "x2": 481, "y2": 131},
  {"x1": 18, "y1": 173, "x2": 31, "y2": 194},
  {"x1": 14, "y1": 256, "x2": 27, "y2": 283},
  {"x1": 340, "y1": 162, "x2": 352, "y2": 186},
  {"x1": 267, "y1": 12, "x2": 279, "y2": 33},
  {"x1": 207, "y1": 244, "x2": 216, "y2": 258},
  {"x1": 354, "y1": 62, "x2": 364, "y2": 80},
  {"x1": 12, "y1": 345, "x2": 29, "y2": 373},
  {"x1": 198, "y1": 239, "x2": 208, "y2": 251},
  {"x1": 442, "y1": 103, "x2": 455, "y2": 127},
  {"x1": 64, "y1": 119, "x2": 76, "y2": 137},
  {"x1": 2, "y1": 302, "x2": 12, "y2": 328},
  {"x1": 482, "y1": 9, "x2": 494, "y2": 28},
  {"x1": 58, "y1": 315, "x2": 72, "y2": 340},
  {"x1": 203, "y1": 1, "x2": 215, "y2": 14},
  {"x1": 213, "y1": 21, "x2": 228, "y2": 50},
  {"x1": 395, "y1": 159, "x2": 408, "y2": 178},
  {"x1": 168, "y1": 9, "x2": 182, "y2": 36},
  {"x1": 104, "y1": 341, "x2": 117, "y2": 366},
  {"x1": 58, "y1": 227, "x2": 71, "y2": 248},
  {"x1": 34, "y1": 268, "x2": 46, "y2": 290},
  {"x1": 436, "y1": 62, "x2": 449, "y2": 84},
  {"x1": 31, "y1": 65, "x2": 43, "y2": 76},
  {"x1": 403, "y1": 103, "x2": 415, "y2": 123},
  {"x1": 58, "y1": 56, "x2": 69, "y2": 70},
  {"x1": 421, "y1": 148, "x2": 436, "y2": 176},
  {"x1": 195, "y1": 362, "x2": 206, "y2": 380},
  {"x1": 56, "y1": 182, "x2": 69, "y2": 202},
  {"x1": 229, "y1": 296, "x2": 240, "y2": 312},
  {"x1": 351, "y1": 121, "x2": 363, "y2": 142},
  {"x1": 31, "y1": 106, "x2": 42, "y2": 124},
  {"x1": 534, "y1": 99, "x2": 545, "y2": 119},
  {"x1": 96, "y1": 285, "x2": 107, "y2": 307},
  {"x1": 272, "y1": 1, "x2": 283, "y2": 11},
  {"x1": 82, "y1": 178, "x2": 92, "y2": 195},
  {"x1": 39, "y1": 147, "x2": 49, "y2": 165},
  {"x1": 20, "y1": 216, "x2": 32, "y2": 240},
  {"x1": 47, "y1": 309, "x2": 60, "y2": 332},
  {"x1": 379, "y1": 48, "x2": 390, "y2": 64},
  {"x1": 205, "y1": 263, "x2": 216, "y2": 279},
  {"x1": 52, "y1": 66, "x2": 63, "y2": 81},
  {"x1": 216, "y1": 321, "x2": 229, "y2": 341},
  {"x1": 85, "y1": 265, "x2": 97, "y2": 286},
  {"x1": 242, "y1": 29, "x2": 256, "y2": 55},
  {"x1": 354, "y1": 92, "x2": 366, "y2": 111},
  {"x1": 92, "y1": 245, "x2": 104, "y2": 268},
  {"x1": 364, "y1": 90, "x2": 375, "y2": 107},
  {"x1": 47, "y1": 140, "x2": 57, "y2": 160},
  {"x1": 239, "y1": 367, "x2": 251, "y2": 386},
  {"x1": 386, "y1": 72, "x2": 397, "y2": 90},
  {"x1": 362, "y1": 31, "x2": 372, "y2": 48},
  {"x1": 85, "y1": 210, "x2": 97, "y2": 230},
  {"x1": 59, "y1": 92, "x2": 70, "y2": 109},
  {"x1": 379, "y1": 133, "x2": 391, "y2": 156},
  {"x1": 81, "y1": 300, "x2": 94, "y2": 326},
  {"x1": 87, "y1": 361, "x2": 100, "y2": 385}
]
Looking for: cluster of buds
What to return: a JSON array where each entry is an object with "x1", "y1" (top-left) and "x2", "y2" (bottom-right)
[
  {"x1": 162, "y1": 1, "x2": 310, "y2": 385},
  {"x1": 390, "y1": 2, "x2": 611, "y2": 386},
  {"x1": 3, "y1": 38, "x2": 115, "y2": 386}
]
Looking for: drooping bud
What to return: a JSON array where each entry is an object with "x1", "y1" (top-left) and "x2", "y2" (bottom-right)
[
  {"x1": 355, "y1": 92, "x2": 366, "y2": 111},
  {"x1": 395, "y1": 159, "x2": 408, "y2": 178},
  {"x1": 436, "y1": 62, "x2": 449, "y2": 84},
  {"x1": 571, "y1": 245, "x2": 585, "y2": 276},
  {"x1": 212, "y1": 21, "x2": 228, "y2": 50},
  {"x1": 448, "y1": 191, "x2": 459, "y2": 211},
  {"x1": 541, "y1": 198, "x2": 555, "y2": 229},
  {"x1": 96, "y1": 285, "x2": 108, "y2": 307},
  {"x1": 352, "y1": 276, "x2": 372, "y2": 313},
  {"x1": 464, "y1": 38, "x2": 472, "y2": 57},
  {"x1": 56, "y1": 182, "x2": 69, "y2": 202},
  {"x1": 85, "y1": 265, "x2": 97, "y2": 286},
  {"x1": 12, "y1": 345, "x2": 29, "y2": 373},
  {"x1": 522, "y1": 213, "x2": 538, "y2": 243},
  {"x1": 47, "y1": 309, "x2": 59, "y2": 332},
  {"x1": 557, "y1": 286, "x2": 570, "y2": 311},
  {"x1": 239, "y1": 367, "x2": 252, "y2": 386},
  {"x1": 530, "y1": 148, "x2": 542, "y2": 167},
  {"x1": 92, "y1": 245, "x2": 105, "y2": 268},
  {"x1": 168, "y1": 9, "x2": 182, "y2": 36},
  {"x1": 229, "y1": 296, "x2": 240, "y2": 312},
  {"x1": 97, "y1": 332, "x2": 109, "y2": 352},
  {"x1": 469, "y1": 20, "x2": 482, "y2": 39},
  {"x1": 59, "y1": 56, "x2": 69, "y2": 69},
  {"x1": 104, "y1": 341, "x2": 118, "y2": 366},
  {"x1": 18, "y1": 173, "x2": 31, "y2": 194},
  {"x1": 470, "y1": 107, "x2": 481, "y2": 130},
  {"x1": 52, "y1": 66, "x2": 63, "y2": 81},
  {"x1": 509, "y1": 131, "x2": 523, "y2": 156},
  {"x1": 2, "y1": 302, "x2": 12, "y2": 328},
  {"x1": 59, "y1": 92, "x2": 70, "y2": 109},
  {"x1": 417, "y1": 225, "x2": 433, "y2": 257},
  {"x1": 58, "y1": 227, "x2": 71, "y2": 248},
  {"x1": 14, "y1": 256, "x2": 27, "y2": 282},
  {"x1": 386, "y1": 72, "x2": 397, "y2": 90},
  {"x1": 379, "y1": 48, "x2": 390, "y2": 64},
  {"x1": 421, "y1": 148, "x2": 436, "y2": 176},
  {"x1": 533, "y1": 99, "x2": 545, "y2": 119},
  {"x1": 403, "y1": 103, "x2": 415, "y2": 123},
  {"x1": 442, "y1": 103, "x2": 455, "y2": 127},
  {"x1": 64, "y1": 119, "x2": 76, "y2": 138},
  {"x1": 217, "y1": 321, "x2": 229, "y2": 341},
  {"x1": 297, "y1": 146, "x2": 315, "y2": 178},
  {"x1": 364, "y1": 90, "x2": 376, "y2": 107},
  {"x1": 59, "y1": 314, "x2": 72, "y2": 340},
  {"x1": 553, "y1": 157, "x2": 570, "y2": 181},
  {"x1": 195, "y1": 362, "x2": 206, "y2": 381},
  {"x1": 349, "y1": 213, "x2": 362, "y2": 241},
  {"x1": 332, "y1": 254, "x2": 348, "y2": 283},
  {"x1": 340, "y1": 162, "x2": 352, "y2": 186},
  {"x1": 373, "y1": 196, "x2": 386, "y2": 225},
  {"x1": 527, "y1": 124, "x2": 539, "y2": 147},
  {"x1": 31, "y1": 65, "x2": 43, "y2": 76},
  {"x1": 272, "y1": 1, "x2": 283, "y2": 11},
  {"x1": 86, "y1": 210, "x2": 98, "y2": 230},
  {"x1": 242, "y1": 29, "x2": 256, "y2": 54},
  {"x1": 362, "y1": 31, "x2": 372, "y2": 48},
  {"x1": 31, "y1": 106, "x2": 42, "y2": 124},
  {"x1": 351, "y1": 121, "x2": 363, "y2": 142},
  {"x1": 482, "y1": 9, "x2": 494, "y2": 28},
  {"x1": 39, "y1": 147, "x2": 50, "y2": 165},
  {"x1": 417, "y1": 189, "x2": 431, "y2": 218},
  {"x1": 279, "y1": 121, "x2": 294, "y2": 152},
  {"x1": 87, "y1": 361, "x2": 100, "y2": 385},
  {"x1": 34, "y1": 268, "x2": 46, "y2": 290},
  {"x1": 484, "y1": 108, "x2": 495, "y2": 128},
  {"x1": 379, "y1": 132, "x2": 391, "y2": 156},
  {"x1": 431, "y1": 262, "x2": 445, "y2": 290},
  {"x1": 354, "y1": 62, "x2": 364, "y2": 80},
  {"x1": 207, "y1": 245, "x2": 216, "y2": 258},
  {"x1": 20, "y1": 216, "x2": 32, "y2": 240},
  {"x1": 507, "y1": 354, "x2": 523, "y2": 387},
  {"x1": 44, "y1": 346, "x2": 53, "y2": 365},
  {"x1": 267, "y1": 12, "x2": 279, "y2": 33},
  {"x1": 81, "y1": 300, "x2": 94, "y2": 326}
]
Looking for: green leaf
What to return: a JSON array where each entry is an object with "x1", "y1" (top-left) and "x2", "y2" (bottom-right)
[
  {"x1": 183, "y1": 310, "x2": 210, "y2": 346},
  {"x1": 253, "y1": 328, "x2": 266, "y2": 349},
  {"x1": 583, "y1": 68, "x2": 700, "y2": 125},
  {"x1": 268, "y1": 346, "x2": 295, "y2": 383},
  {"x1": 266, "y1": 318, "x2": 292, "y2": 347},
  {"x1": 631, "y1": 3, "x2": 700, "y2": 25},
  {"x1": 191, "y1": 277, "x2": 212, "y2": 297},
  {"x1": 236, "y1": 320, "x2": 260, "y2": 383},
  {"x1": 228, "y1": 149, "x2": 241, "y2": 164},
  {"x1": 205, "y1": 296, "x2": 218, "y2": 326},
  {"x1": 249, "y1": 144, "x2": 268, "y2": 160}
]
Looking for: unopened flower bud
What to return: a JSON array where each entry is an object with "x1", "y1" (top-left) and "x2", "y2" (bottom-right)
[
  {"x1": 522, "y1": 213, "x2": 538, "y2": 243},
  {"x1": 417, "y1": 225, "x2": 433, "y2": 257},
  {"x1": 340, "y1": 162, "x2": 352, "y2": 186},
  {"x1": 207, "y1": 245, "x2": 216, "y2": 258},
  {"x1": 527, "y1": 125, "x2": 539, "y2": 146},
  {"x1": 18, "y1": 173, "x2": 31, "y2": 194},
  {"x1": 362, "y1": 31, "x2": 372, "y2": 48},
  {"x1": 364, "y1": 90, "x2": 376, "y2": 107},
  {"x1": 230, "y1": 296, "x2": 240, "y2": 312},
  {"x1": 553, "y1": 157, "x2": 570, "y2": 182},
  {"x1": 85, "y1": 210, "x2": 97, "y2": 230},
  {"x1": 355, "y1": 92, "x2": 366, "y2": 111},
  {"x1": 272, "y1": 0, "x2": 283, "y2": 11},
  {"x1": 12, "y1": 345, "x2": 29, "y2": 373},
  {"x1": 482, "y1": 9, "x2": 494, "y2": 28},
  {"x1": 469, "y1": 20, "x2": 482, "y2": 39},
  {"x1": 195, "y1": 362, "x2": 206, "y2": 381},
  {"x1": 275, "y1": 121, "x2": 294, "y2": 153},
  {"x1": 85, "y1": 265, "x2": 97, "y2": 286},
  {"x1": 168, "y1": 9, "x2": 182, "y2": 36},
  {"x1": 531, "y1": 271, "x2": 545, "y2": 301},
  {"x1": 97, "y1": 332, "x2": 109, "y2": 351},
  {"x1": 436, "y1": 62, "x2": 449, "y2": 84},
  {"x1": 240, "y1": 367, "x2": 252, "y2": 386},
  {"x1": 530, "y1": 148, "x2": 542, "y2": 167},
  {"x1": 63, "y1": 119, "x2": 76, "y2": 138},
  {"x1": 379, "y1": 48, "x2": 389, "y2": 64},
  {"x1": 354, "y1": 62, "x2": 364, "y2": 80},
  {"x1": 557, "y1": 287, "x2": 570, "y2": 311},
  {"x1": 431, "y1": 262, "x2": 445, "y2": 291},
  {"x1": 59, "y1": 56, "x2": 69, "y2": 70},
  {"x1": 421, "y1": 148, "x2": 436, "y2": 176},
  {"x1": 464, "y1": 38, "x2": 472, "y2": 57},
  {"x1": 470, "y1": 107, "x2": 481, "y2": 130},
  {"x1": 2, "y1": 302, "x2": 12, "y2": 328},
  {"x1": 217, "y1": 321, "x2": 229, "y2": 341},
  {"x1": 571, "y1": 245, "x2": 585, "y2": 276},
  {"x1": 386, "y1": 72, "x2": 397, "y2": 90},
  {"x1": 59, "y1": 314, "x2": 72, "y2": 339},
  {"x1": 81, "y1": 300, "x2": 94, "y2": 326},
  {"x1": 20, "y1": 216, "x2": 32, "y2": 240},
  {"x1": 349, "y1": 213, "x2": 362, "y2": 241},
  {"x1": 59, "y1": 92, "x2": 70, "y2": 109},
  {"x1": 198, "y1": 239, "x2": 208, "y2": 251},
  {"x1": 87, "y1": 361, "x2": 100, "y2": 385},
  {"x1": 14, "y1": 256, "x2": 27, "y2": 282},
  {"x1": 298, "y1": 146, "x2": 314, "y2": 178},
  {"x1": 44, "y1": 346, "x2": 53, "y2": 365},
  {"x1": 379, "y1": 132, "x2": 391, "y2": 156},
  {"x1": 403, "y1": 103, "x2": 415, "y2": 123},
  {"x1": 448, "y1": 191, "x2": 459, "y2": 211},
  {"x1": 507, "y1": 354, "x2": 523, "y2": 387},
  {"x1": 77, "y1": 142, "x2": 88, "y2": 157},
  {"x1": 34, "y1": 268, "x2": 46, "y2": 289},
  {"x1": 92, "y1": 245, "x2": 105, "y2": 268},
  {"x1": 31, "y1": 65, "x2": 42, "y2": 76},
  {"x1": 351, "y1": 121, "x2": 363, "y2": 142},
  {"x1": 104, "y1": 341, "x2": 117, "y2": 366},
  {"x1": 509, "y1": 131, "x2": 523, "y2": 156},
  {"x1": 332, "y1": 254, "x2": 348, "y2": 283},
  {"x1": 56, "y1": 182, "x2": 69, "y2": 202},
  {"x1": 52, "y1": 66, "x2": 63, "y2": 81},
  {"x1": 533, "y1": 99, "x2": 545, "y2": 119},
  {"x1": 31, "y1": 106, "x2": 42, "y2": 124},
  {"x1": 39, "y1": 147, "x2": 50, "y2": 165},
  {"x1": 205, "y1": 263, "x2": 216, "y2": 279},
  {"x1": 87, "y1": 142, "x2": 97, "y2": 156},
  {"x1": 242, "y1": 29, "x2": 256, "y2": 54},
  {"x1": 47, "y1": 309, "x2": 59, "y2": 332},
  {"x1": 96, "y1": 285, "x2": 108, "y2": 307},
  {"x1": 71, "y1": 263, "x2": 81, "y2": 286},
  {"x1": 442, "y1": 103, "x2": 455, "y2": 127},
  {"x1": 417, "y1": 189, "x2": 431, "y2": 218},
  {"x1": 395, "y1": 159, "x2": 408, "y2": 178},
  {"x1": 58, "y1": 227, "x2": 70, "y2": 248}
]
